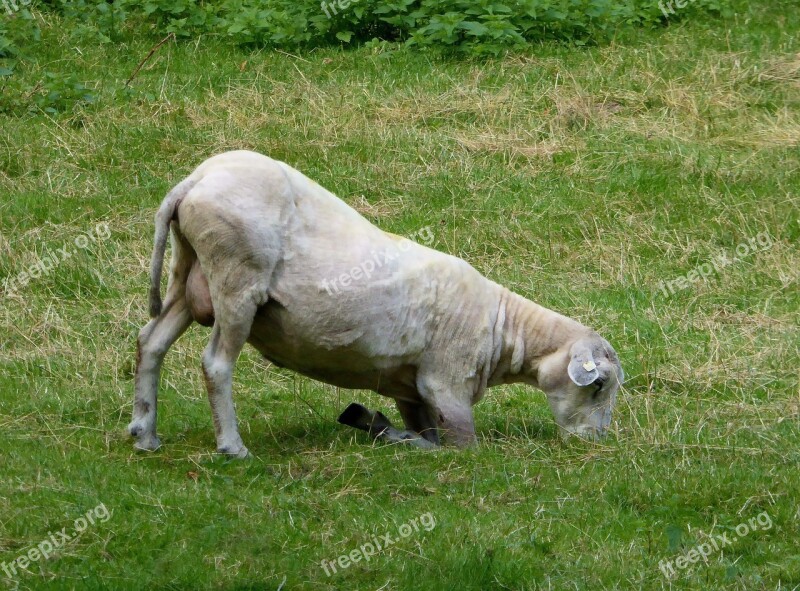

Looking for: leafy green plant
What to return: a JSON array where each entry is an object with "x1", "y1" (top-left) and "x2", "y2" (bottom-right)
[
  {"x1": 32, "y1": 71, "x2": 96, "y2": 113},
  {"x1": 34, "y1": 0, "x2": 732, "y2": 54},
  {"x1": 39, "y1": 0, "x2": 127, "y2": 42},
  {"x1": 0, "y1": 5, "x2": 40, "y2": 57},
  {"x1": 0, "y1": 70, "x2": 96, "y2": 115}
]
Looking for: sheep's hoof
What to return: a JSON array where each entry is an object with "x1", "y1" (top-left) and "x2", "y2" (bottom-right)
[
  {"x1": 218, "y1": 444, "x2": 250, "y2": 459},
  {"x1": 133, "y1": 434, "x2": 162, "y2": 452},
  {"x1": 394, "y1": 430, "x2": 438, "y2": 450},
  {"x1": 338, "y1": 403, "x2": 437, "y2": 449}
]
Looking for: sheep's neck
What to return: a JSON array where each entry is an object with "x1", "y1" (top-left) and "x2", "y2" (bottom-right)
[{"x1": 490, "y1": 288, "x2": 588, "y2": 385}]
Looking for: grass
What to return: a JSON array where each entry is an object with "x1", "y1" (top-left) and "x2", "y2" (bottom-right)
[{"x1": 1, "y1": 2, "x2": 799, "y2": 590}]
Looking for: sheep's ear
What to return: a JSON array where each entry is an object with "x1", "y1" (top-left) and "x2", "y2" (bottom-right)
[{"x1": 567, "y1": 340, "x2": 599, "y2": 386}]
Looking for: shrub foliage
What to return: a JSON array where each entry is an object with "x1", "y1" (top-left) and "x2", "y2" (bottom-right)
[{"x1": 5, "y1": 0, "x2": 732, "y2": 56}]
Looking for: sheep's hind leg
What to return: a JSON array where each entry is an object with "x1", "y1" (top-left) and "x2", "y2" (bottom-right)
[
  {"x1": 201, "y1": 296, "x2": 258, "y2": 458},
  {"x1": 129, "y1": 297, "x2": 193, "y2": 451}
]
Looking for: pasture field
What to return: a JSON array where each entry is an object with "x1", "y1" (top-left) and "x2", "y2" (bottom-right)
[{"x1": 1, "y1": 2, "x2": 798, "y2": 589}]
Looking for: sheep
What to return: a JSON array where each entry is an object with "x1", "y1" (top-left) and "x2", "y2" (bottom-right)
[{"x1": 129, "y1": 150, "x2": 623, "y2": 457}]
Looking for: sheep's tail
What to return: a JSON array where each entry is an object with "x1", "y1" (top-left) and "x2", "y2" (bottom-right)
[{"x1": 149, "y1": 178, "x2": 196, "y2": 318}]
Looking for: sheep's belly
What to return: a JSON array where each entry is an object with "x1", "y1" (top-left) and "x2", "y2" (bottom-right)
[{"x1": 247, "y1": 301, "x2": 421, "y2": 401}]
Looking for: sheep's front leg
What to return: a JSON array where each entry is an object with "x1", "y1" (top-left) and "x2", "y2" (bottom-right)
[
  {"x1": 435, "y1": 403, "x2": 477, "y2": 447},
  {"x1": 396, "y1": 400, "x2": 441, "y2": 445},
  {"x1": 416, "y1": 374, "x2": 477, "y2": 447}
]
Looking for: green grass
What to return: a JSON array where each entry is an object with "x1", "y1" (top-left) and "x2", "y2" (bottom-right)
[{"x1": 1, "y1": 3, "x2": 799, "y2": 590}]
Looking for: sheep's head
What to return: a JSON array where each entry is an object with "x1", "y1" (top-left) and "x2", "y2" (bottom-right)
[{"x1": 537, "y1": 333, "x2": 623, "y2": 440}]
